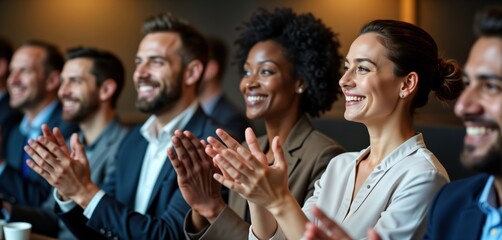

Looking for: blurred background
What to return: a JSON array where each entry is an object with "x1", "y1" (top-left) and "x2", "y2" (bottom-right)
[{"x1": 0, "y1": 0, "x2": 499, "y2": 126}]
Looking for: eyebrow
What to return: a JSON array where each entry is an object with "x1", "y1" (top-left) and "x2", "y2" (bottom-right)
[
  {"x1": 345, "y1": 58, "x2": 377, "y2": 67},
  {"x1": 244, "y1": 59, "x2": 279, "y2": 67},
  {"x1": 462, "y1": 71, "x2": 502, "y2": 81}
]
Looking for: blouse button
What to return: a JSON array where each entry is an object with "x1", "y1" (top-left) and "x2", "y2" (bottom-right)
[{"x1": 366, "y1": 185, "x2": 371, "y2": 189}]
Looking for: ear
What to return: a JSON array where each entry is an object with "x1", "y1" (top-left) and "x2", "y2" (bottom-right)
[
  {"x1": 295, "y1": 78, "x2": 308, "y2": 94},
  {"x1": 45, "y1": 71, "x2": 61, "y2": 92},
  {"x1": 99, "y1": 79, "x2": 117, "y2": 102},
  {"x1": 202, "y1": 59, "x2": 219, "y2": 82},
  {"x1": 183, "y1": 59, "x2": 204, "y2": 87},
  {"x1": 399, "y1": 72, "x2": 418, "y2": 99}
]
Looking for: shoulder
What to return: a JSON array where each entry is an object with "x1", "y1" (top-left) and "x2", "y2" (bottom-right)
[{"x1": 437, "y1": 174, "x2": 489, "y2": 200}]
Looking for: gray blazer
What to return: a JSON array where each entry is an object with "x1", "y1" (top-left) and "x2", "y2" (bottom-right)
[
  {"x1": 9, "y1": 118, "x2": 128, "y2": 239},
  {"x1": 184, "y1": 115, "x2": 345, "y2": 239}
]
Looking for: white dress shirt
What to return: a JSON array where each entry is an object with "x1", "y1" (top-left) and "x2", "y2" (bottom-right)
[{"x1": 250, "y1": 133, "x2": 450, "y2": 240}]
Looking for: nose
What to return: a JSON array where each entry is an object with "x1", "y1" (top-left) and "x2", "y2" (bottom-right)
[
  {"x1": 241, "y1": 72, "x2": 259, "y2": 90},
  {"x1": 454, "y1": 84, "x2": 483, "y2": 118},
  {"x1": 134, "y1": 62, "x2": 150, "y2": 80},
  {"x1": 58, "y1": 80, "x2": 70, "y2": 98},
  {"x1": 7, "y1": 69, "x2": 20, "y2": 86},
  {"x1": 339, "y1": 69, "x2": 354, "y2": 90}
]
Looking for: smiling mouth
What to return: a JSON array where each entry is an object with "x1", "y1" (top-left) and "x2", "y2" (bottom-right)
[
  {"x1": 246, "y1": 95, "x2": 267, "y2": 104},
  {"x1": 345, "y1": 95, "x2": 365, "y2": 102},
  {"x1": 466, "y1": 126, "x2": 498, "y2": 136}
]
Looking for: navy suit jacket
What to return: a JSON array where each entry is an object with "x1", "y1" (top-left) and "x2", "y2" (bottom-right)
[
  {"x1": 207, "y1": 94, "x2": 250, "y2": 140},
  {"x1": 425, "y1": 173, "x2": 488, "y2": 240},
  {"x1": 58, "y1": 107, "x2": 229, "y2": 240},
  {"x1": 0, "y1": 93, "x2": 22, "y2": 158},
  {"x1": 0, "y1": 103, "x2": 79, "y2": 207}
]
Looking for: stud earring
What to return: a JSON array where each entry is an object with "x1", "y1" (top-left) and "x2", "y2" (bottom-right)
[
  {"x1": 400, "y1": 92, "x2": 405, "y2": 98},
  {"x1": 296, "y1": 87, "x2": 304, "y2": 94}
]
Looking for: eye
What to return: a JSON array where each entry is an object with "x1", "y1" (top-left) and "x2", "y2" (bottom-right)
[
  {"x1": 260, "y1": 69, "x2": 274, "y2": 76},
  {"x1": 134, "y1": 58, "x2": 141, "y2": 65},
  {"x1": 152, "y1": 59, "x2": 164, "y2": 66},
  {"x1": 243, "y1": 69, "x2": 251, "y2": 77},
  {"x1": 343, "y1": 66, "x2": 349, "y2": 72},
  {"x1": 356, "y1": 66, "x2": 370, "y2": 74},
  {"x1": 482, "y1": 81, "x2": 502, "y2": 94}
]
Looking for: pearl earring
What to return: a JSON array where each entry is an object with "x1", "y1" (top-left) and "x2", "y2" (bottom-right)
[
  {"x1": 400, "y1": 92, "x2": 405, "y2": 98},
  {"x1": 297, "y1": 87, "x2": 304, "y2": 94}
]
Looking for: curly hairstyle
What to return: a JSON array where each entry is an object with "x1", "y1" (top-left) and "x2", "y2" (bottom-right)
[
  {"x1": 234, "y1": 8, "x2": 342, "y2": 117},
  {"x1": 474, "y1": 6, "x2": 502, "y2": 38},
  {"x1": 360, "y1": 20, "x2": 463, "y2": 113}
]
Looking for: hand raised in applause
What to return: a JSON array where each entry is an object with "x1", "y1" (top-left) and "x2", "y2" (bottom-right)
[
  {"x1": 167, "y1": 130, "x2": 226, "y2": 222},
  {"x1": 303, "y1": 205, "x2": 381, "y2": 240},
  {"x1": 24, "y1": 127, "x2": 99, "y2": 208},
  {"x1": 209, "y1": 127, "x2": 290, "y2": 214}
]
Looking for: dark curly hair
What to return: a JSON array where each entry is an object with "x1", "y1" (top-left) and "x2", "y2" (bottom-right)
[
  {"x1": 234, "y1": 8, "x2": 342, "y2": 117},
  {"x1": 360, "y1": 20, "x2": 463, "y2": 113}
]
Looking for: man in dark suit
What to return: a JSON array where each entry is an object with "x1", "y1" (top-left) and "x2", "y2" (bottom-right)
[
  {"x1": 0, "y1": 37, "x2": 22, "y2": 158},
  {"x1": 25, "y1": 13, "x2": 235, "y2": 239},
  {"x1": 424, "y1": 7, "x2": 502, "y2": 239},
  {"x1": 4, "y1": 47, "x2": 128, "y2": 239},
  {"x1": 0, "y1": 40, "x2": 78, "y2": 207},
  {"x1": 198, "y1": 37, "x2": 250, "y2": 138}
]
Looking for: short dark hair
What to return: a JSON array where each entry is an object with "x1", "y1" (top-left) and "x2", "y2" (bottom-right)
[
  {"x1": 474, "y1": 6, "x2": 502, "y2": 38},
  {"x1": 66, "y1": 47, "x2": 125, "y2": 108},
  {"x1": 206, "y1": 37, "x2": 228, "y2": 81},
  {"x1": 235, "y1": 8, "x2": 343, "y2": 117},
  {"x1": 142, "y1": 13, "x2": 208, "y2": 70},
  {"x1": 360, "y1": 20, "x2": 463, "y2": 113},
  {"x1": 0, "y1": 36, "x2": 13, "y2": 62},
  {"x1": 22, "y1": 40, "x2": 64, "y2": 76}
]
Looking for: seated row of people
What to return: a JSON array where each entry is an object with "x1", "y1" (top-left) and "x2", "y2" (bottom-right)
[{"x1": 0, "y1": 5, "x2": 500, "y2": 240}]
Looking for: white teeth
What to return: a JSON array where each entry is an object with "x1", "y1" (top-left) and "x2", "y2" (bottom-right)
[
  {"x1": 139, "y1": 86, "x2": 154, "y2": 92},
  {"x1": 466, "y1": 126, "x2": 492, "y2": 136},
  {"x1": 10, "y1": 87, "x2": 22, "y2": 95},
  {"x1": 247, "y1": 95, "x2": 266, "y2": 103},
  {"x1": 345, "y1": 96, "x2": 365, "y2": 102},
  {"x1": 63, "y1": 101, "x2": 76, "y2": 107}
]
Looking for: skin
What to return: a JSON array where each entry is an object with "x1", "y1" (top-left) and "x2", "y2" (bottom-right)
[
  {"x1": 455, "y1": 36, "x2": 502, "y2": 204},
  {"x1": 167, "y1": 40, "x2": 305, "y2": 234},
  {"x1": 211, "y1": 32, "x2": 418, "y2": 239},
  {"x1": 25, "y1": 32, "x2": 203, "y2": 208}
]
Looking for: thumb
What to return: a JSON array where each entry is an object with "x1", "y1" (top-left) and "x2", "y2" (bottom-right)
[
  {"x1": 271, "y1": 136, "x2": 287, "y2": 171},
  {"x1": 368, "y1": 229, "x2": 381, "y2": 240},
  {"x1": 70, "y1": 133, "x2": 87, "y2": 163}
]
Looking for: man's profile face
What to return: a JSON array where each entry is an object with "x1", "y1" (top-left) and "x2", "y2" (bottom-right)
[
  {"x1": 455, "y1": 37, "x2": 502, "y2": 174},
  {"x1": 133, "y1": 32, "x2": 184, "y2": 114},
  {"x1": 58, "y1": 58, "x2": 100, "y2": 123},
  {"x1": 7, "y1": 46, "x2": 47, "y2": 111}
]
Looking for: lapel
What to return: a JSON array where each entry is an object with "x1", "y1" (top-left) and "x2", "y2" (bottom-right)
[
  {"x1": 88, "y1": 120, "x2": 121, "y2": 179},
  {"x1": 6, "y1": 127, "x2": 25, "y2": 170},
  {"x1": 282, "y1": 115, "x2": 314, "y2": 176},
  {"x1": 453, "y1": 179, "x2": 486, "y2": 239},
  {"x1": 123, "y1": 129, "x2": 149, "y2": 205},
  {"x1": 145, "y1": 107, "x2": 208, "y2": 209}
]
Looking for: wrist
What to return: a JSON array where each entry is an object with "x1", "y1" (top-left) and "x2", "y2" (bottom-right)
[
  {"x1": 268, "y1": 193, "x2": 297, "y2": 218},
  {"x1": 197, "y1": 198, "x2": 226, "y2": 222},
  {"x1": 72, "y1": 183, "x2": 100, "y2": 208}
]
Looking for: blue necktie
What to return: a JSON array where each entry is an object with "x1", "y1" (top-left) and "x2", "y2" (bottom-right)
[{"x1": 21, "y1": 137, "x2": 31, "y2": 178}]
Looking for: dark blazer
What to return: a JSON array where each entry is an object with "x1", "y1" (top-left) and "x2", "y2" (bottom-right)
[
  {"x1": 58, "y1": 107, "x2": 226, "y2": 240},
  {"x1": 206, "y1": 94, "x2": 250, "y2": 140},
  {"x1": 184, "y1": 115, "x2": 345, "y2": 239},
  {"x1": 10, "y1": 119, "x2": 128, "y2": 239},
  {"x1": 425, "y1": 173, "x2": 488, "y2": 240},
  {"x1": 0, "y1": 93, "x2": 22, "y2": 158},
  {"x1": 0, "y1": 103, "x2": 79, "y2": 207}
]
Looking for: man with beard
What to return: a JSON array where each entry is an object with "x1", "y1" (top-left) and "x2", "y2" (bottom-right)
[
  {"x1": 0, "y1": 47, "x2": 128, "y2": 239},
  {"x1": 0, "y1": 40, "x2": 78, "y2": 207},
  {"x1": 25, "y1": 13, "x2": 232, "y2": 239},
  {"x1": 424, "y1": 7, "x2": 502, "y2": 239}
]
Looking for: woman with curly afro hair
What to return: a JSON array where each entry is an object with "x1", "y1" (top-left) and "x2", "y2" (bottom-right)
[
  {"x1": 167, "y1": 7, "x2": 345, "y2": 239},
  {"x1": 210, "y1": 18, "x2": 464, "y2": 240}
]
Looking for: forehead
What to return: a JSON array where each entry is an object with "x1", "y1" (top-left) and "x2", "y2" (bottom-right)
[
  {"x1": 248, "y1": 40, "x2": 286, "y2": 60},
  {"x1": 11, "y1": 46, "x2": 46, "y2": 67},
  {"x1": 62, "y1": 58, "x2": 94, "y2": 77},
  {"x1": 465, "y1": 37, "x2": 502, "y2": 76},
  {"x1": 346, "y1": 32, "x2": 388, "y2": 61},
  {"x1": 137, "y1": 32, "x2": 182, "y2": 57}
]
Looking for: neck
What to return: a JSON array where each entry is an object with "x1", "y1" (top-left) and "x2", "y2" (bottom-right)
[
  {"x1": 365, "y1": 112, "x2": 415, "y2": 165},
  {"x1": 198, "y1": 81, "x2": 221, "y2": 104},
  {"x1": 25, "y1": 96, "x2": 56, "y2": 123},
  {"x1": 80, "y1": 107, "x2": 115, "y2": 145},
  {"x1": 264, "y1": 111, "x2": 302, "y2": 153},
  {"x1": 153, "y1": 95, "x2": 196, "y2": 133}
]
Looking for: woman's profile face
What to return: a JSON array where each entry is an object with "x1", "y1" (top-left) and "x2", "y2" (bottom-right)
[
  {"x1": 240, "y1": 40, "x2": 300, "y2": 120},
  {"x1": 340, "y1": 32, "x2": 403, "y2": 124}
]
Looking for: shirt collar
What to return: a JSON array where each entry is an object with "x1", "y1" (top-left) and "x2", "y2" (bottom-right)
[
  {"x1": 140, "y1": 101, "x2": 198, "y2": 143},
  {"x1": 479, "y1": 175, "x2": 497, "y2": 212},
  {"x1": 19, "y1": 100, "x2": 59, "y2": 136}
]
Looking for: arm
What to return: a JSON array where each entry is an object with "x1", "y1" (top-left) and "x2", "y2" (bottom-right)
[{"x1": 212, "y1": 128, "x2": 310, "y2": 239}]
